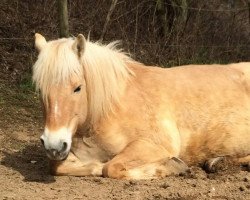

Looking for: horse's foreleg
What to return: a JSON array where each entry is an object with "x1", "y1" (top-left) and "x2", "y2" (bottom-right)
[
  {"x1": 102, "y1": 139, "x2": 188, "y2": 180},
  {"x1": 124, "y1": 157, "x2": 189, "y2": 179},
  {"x1": 50, "y1": 152, "x2": 104, "y2": 176}
]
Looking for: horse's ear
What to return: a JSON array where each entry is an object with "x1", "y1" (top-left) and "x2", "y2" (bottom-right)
[
  {"x1": 35, "y1": 33, "x2": 47, "y2": 52},
  {"x1": 73, "y1": 34, "x2": 86, "y2": 57}
]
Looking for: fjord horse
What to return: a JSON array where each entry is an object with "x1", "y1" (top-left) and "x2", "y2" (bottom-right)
[{"x1": 33, "y1": 33, "x2": 250, "y2": 179}]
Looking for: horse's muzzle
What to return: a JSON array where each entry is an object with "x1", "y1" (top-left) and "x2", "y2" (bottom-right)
[
  {"x1": 40, "y1": 138, "x2": 69, "y2": 160},
  {"x1": 46, "y1": 149, "x2": 69, "y2": 161},
  {"x1": 40, "y1": 127, "x2": 73, "y2": 160}
]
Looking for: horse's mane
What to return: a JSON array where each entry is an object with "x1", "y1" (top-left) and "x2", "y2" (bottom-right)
[{"x1": 33, "y1": 37, "x2": 135, "y2": 124}]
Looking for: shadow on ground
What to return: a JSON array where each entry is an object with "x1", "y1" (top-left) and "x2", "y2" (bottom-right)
[{"x1": 1, "y1": 143, "x2": 55, "y2": 183}]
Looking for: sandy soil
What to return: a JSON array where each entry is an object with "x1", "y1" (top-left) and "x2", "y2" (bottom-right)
[{"x1": 0, "y1": 77, "x2": 249, "y2": 200}]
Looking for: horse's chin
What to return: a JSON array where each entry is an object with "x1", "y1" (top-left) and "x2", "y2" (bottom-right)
[{"x1": 47, "y1": 151, "x2": 70, "y2": 161}]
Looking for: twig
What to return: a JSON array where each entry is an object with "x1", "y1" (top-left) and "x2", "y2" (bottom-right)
[{"x1": 100, "y1": 0, "x2": 118, "y2": 41}]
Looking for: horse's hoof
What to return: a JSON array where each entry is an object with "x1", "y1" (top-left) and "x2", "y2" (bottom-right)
[{"x1": 203, "y1": 157, "x2": 225, "y2": 173}]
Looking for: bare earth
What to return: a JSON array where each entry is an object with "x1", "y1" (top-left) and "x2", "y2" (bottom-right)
[{"x1": 0, "y1": 77, "x2": 249, "y2": 200}]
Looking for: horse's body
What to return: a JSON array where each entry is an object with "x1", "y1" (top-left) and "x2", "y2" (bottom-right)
[{"x1": 33, "y1": 33, "x2": 250, "y2": 179}]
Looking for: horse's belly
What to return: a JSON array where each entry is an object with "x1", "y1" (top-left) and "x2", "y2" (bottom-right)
[{"x1": 177, "y1": 107, "x2": 250, "y2": 165}]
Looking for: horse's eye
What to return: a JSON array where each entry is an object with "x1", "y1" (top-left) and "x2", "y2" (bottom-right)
[{"x1": 74, "y1": 86, "x2": 81, "y2": 93}]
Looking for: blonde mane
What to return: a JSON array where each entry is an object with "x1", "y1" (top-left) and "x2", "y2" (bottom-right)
[{"x1": 33, "y1": 37, "x2": 135, "y2": 124}]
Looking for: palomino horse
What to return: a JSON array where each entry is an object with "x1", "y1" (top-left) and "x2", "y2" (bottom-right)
[{"x1": 33, "y1": 33, "x2": 250, "y2": 179}]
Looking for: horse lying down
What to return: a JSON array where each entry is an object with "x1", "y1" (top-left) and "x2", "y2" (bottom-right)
[{"x1": 33, "y1": 33, "x2": 250, "y2": 179}]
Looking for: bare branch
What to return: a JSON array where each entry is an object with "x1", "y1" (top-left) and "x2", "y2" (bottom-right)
[{"x1": 100, "y1": 0, "x2": 118, "y2": 41}]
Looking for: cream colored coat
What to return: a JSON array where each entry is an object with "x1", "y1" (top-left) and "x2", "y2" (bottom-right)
[{"x1": 33, "y1": 34, "x2": 250, "y2": 179}]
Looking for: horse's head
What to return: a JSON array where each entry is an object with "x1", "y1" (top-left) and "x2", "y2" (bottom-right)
[{"x1": 33, "y1": 33, "x2": 88, "y2": 160}]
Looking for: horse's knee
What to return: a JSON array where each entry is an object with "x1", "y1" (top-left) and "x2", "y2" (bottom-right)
[
  {"x1": 102, "y1": 162, "x2": 126, "y2": 179},
  {"x1": 48, "y1": 153, "x2": 81, "y2": 176}
]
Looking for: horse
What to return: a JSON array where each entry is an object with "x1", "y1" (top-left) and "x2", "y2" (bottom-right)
[{"x1": 33, "y1": 33, "x2": 250, "y2": 179}]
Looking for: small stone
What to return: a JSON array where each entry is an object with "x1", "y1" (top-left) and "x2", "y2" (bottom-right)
[
  {"x1": 239, "y1": 186, "x2": 245, "y2": 191},
  {"x1": 93, "y1": 178, "x2": 102, "y2": 183},
  {"x1": 243, "y1": 177, "x2": 248, "y2": 182},
  {"x1": 129, "y1": 180, "x2": 137, "y2": 185},
  {"x1": 161, "y1": 183, "x2": 170, "y2": 189},
  {"x1": 209, "y1": 187, "x2": 215, "y2": 193},
  {"x1": 153, "y1": 194, "x2": 162, "y2": 199},
  {"x1": 30, "y1": 160, "x2": 37, "y2": 164}
]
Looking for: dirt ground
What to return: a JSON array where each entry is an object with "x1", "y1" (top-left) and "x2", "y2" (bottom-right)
[{"x1": 0, "y1": 76, "x2": 249, "y2": 200}]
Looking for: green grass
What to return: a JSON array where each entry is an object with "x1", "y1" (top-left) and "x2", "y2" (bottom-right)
[
  {"x1": 19, "y1": 72, "x2": 35, "y2": 93},
  {"x1": 0, "y1": 72, "x2": 39, "y2": 110},
  {"x1": 0, "y1": 96, "x2": 5, "y2": 105}
]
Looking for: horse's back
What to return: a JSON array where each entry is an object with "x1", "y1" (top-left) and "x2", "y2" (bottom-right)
[{"x1": 130, "y1": 63, "x2": 250, "y2": 164}]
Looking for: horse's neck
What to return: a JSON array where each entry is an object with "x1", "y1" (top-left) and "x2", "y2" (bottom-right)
[{"x1": 90, "y1": 62, "x2": 153, "y2": 128}]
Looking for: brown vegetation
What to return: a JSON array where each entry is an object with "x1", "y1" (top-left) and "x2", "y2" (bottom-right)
[{"x1": 0, "y1": 0, "x2": 250, "y2": 83}]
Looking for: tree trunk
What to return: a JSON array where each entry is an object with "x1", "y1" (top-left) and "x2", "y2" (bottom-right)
[
  {"x1": 57, "y1": 0, "x2": 69, "y2": 38},
  {"x1": 248, "y1": 1, "x2": 250, "y2": 25},
  {"x1": 156, "y1": 0, "x2": 168, "y2": 37},
  {"x1": 171, "y1": 0, "x2": 188, "y2": 27},
  {"x1": 179, "y1": 0, "x2": 188, "y2": 25},
  {"x1": 155, "y1": 0, "x2": 188, "y2": 37}
]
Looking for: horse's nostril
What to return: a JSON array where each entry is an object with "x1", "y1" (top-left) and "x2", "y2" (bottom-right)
[
  {"x1": 62, "y1": 142, "x2": 67, "y2": 151},
  {"x1": 40, "y1": 138, "x2": 45, "y2": 146}
]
